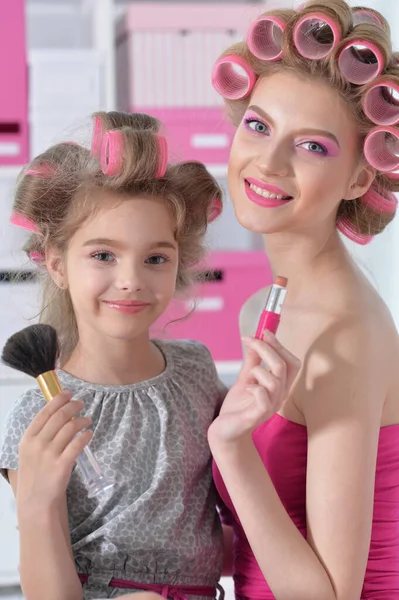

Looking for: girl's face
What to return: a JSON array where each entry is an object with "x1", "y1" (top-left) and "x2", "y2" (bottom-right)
[
  {"x1": 228, "y1": 70, "x2": 375, "y2": 238},
  {"x1": 50, "y1": 193, "x2": 179, "y2": 344}
]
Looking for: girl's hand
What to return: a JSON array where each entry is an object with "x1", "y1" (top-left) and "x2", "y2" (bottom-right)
[
  {"x1": 209, "y1": 333, "x2": 300, "y2": 447},
  {"x1": 16, "y1": 391, "x2": 93, "y2": 512}
]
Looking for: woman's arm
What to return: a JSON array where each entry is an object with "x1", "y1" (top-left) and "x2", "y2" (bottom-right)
[
  {"x1": 9, "y1": 392, "x2": 92, "y2": 600},
  {"x1": 209, "y1": 324, "x2": 388, "y2": 600}
]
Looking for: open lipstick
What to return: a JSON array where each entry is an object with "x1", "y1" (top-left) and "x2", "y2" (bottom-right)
[{"x1": 255, "y1": 276, "x2": 288, "y2": 339}]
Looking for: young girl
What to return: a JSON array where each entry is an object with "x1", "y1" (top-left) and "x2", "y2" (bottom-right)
[
  {"x1": 0, "y1": 110, "x2": 234, "y2": 600},
  {"x1": 209, "y1": 1, "x2": 399, "y2": 598}
]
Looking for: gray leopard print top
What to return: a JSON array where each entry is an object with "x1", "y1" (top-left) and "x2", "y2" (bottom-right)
[{"x1": 0, "y1": 339, "x2": 227, "y2": 600}]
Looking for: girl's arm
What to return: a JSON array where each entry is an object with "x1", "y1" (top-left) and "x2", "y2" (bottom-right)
[
  {"x1": 9, "y1": 392, "x2": 92, "y2": 600},
  {"x1": 209, "y1": 324, "x2": 389, "y2": 600}
]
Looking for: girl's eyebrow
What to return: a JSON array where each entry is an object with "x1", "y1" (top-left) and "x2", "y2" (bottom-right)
[{"x1": 82, "y1": 238, "x2": 177, "y2": 250}]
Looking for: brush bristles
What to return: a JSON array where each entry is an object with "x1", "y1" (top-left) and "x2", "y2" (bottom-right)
[{"x1": 1, "y1": 324, "x2": 59, "y2": 379}]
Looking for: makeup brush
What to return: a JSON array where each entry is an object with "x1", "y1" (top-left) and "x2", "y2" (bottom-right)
[
  {"x1": 2, "y1": 324, "x2": 113, "y2": 498},
  {"x1": 255, "y1": 276, "x2": 288, "y2": 339}
]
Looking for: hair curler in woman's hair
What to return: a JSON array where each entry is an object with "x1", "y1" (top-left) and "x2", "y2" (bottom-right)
[
  {"x1": 29, "y1": 251, "x2": 45, "y2": 266},
  {"x1": 247, "y1": 15, "x2": 286, "y2": 61},
  {"x1": 10, "y1": 212, "x2": 40, "y2": 233},
  {"x1": 352, "y1": 8, "x2": 385, "y2": 28},
  {"x1": 361, "y1": 185, "x2": 398, "y2": 214},
  {"x1": 338, "y1": 40, "x2": 384, "y2": 85},
  {"x1": 364, "y1": 126, "x2": 399, "y2": 173},
  {"x1": 362, "y1": 78, "x2": 399, "y2": 126},
  {"x1": 211, "y1": 55, "x2": 257, "y2": 100},
  {"x1": 293, "y1": 13, "x2": 341, "y2": 60},
  {"x1": 337, "y1": 214, "x2": 373, "y2": 245}
]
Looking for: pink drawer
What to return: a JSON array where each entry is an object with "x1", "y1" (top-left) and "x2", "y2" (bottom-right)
[
  {"x1": 150, "y1": 251, "x2": 273, "y2": 361},
  {"x1": 0, "y1": 1, "x2": 28, "y2": 165},
  {"x1": 133, "y1": 107, "x2": 235, "y2": 164}
]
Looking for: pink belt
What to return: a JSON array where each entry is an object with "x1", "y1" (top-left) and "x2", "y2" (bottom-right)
[{"x1": 78, "y1": 573, "x2": 221, "y2": 599}]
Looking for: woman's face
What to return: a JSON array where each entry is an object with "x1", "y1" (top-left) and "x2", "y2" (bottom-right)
[{"x1": 228, "y1": 70, "x2": 374, "y2": 238}]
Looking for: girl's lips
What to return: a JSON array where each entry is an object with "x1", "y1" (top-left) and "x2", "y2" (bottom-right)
[
  {"x1": 244, "y1": 181, "x2": 293, "y2": 208},
  {"x1": 102, "y1": 300, "x2": 150, "y2": 314}
]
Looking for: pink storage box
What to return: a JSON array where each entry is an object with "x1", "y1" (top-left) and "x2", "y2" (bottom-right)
[
  {"x1": 150, "y1": 251, "x2": 273, "y2": 362},
  {"x1": 0, "y1": 1, "x2": 29, "y2": 165},
  {"x1": 116, "y1": 3, "x2": 258, "y2": 163}
]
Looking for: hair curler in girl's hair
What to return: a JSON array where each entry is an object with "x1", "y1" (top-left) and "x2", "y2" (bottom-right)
[
  {"x1": 91, "y1": 115, "x2": 104, "y2": 158},
  {"x1": 25, "y1": 162, "x2": 55, "y2": 178},
  {"x1": 364, "y1": 126, "x2": 399, "y2": 173},
  {"x1": 352, "y1": 8, "x2": 385, "y2": 28},
  {"x1": 2, "y1": 324, "x2": 114, "y2": 499},
  {"x1": 293, "y1": 13, "x2": 341, "y2": 60},
  {"x1": 211, "y1": 55, "x2": 257, "y2": 100},
  {"x1": 338, "y1": 40, "x2": 384, "y2": 85},
  {"x1": 247, "y1": 15, "x2": 286, "y2": 61},
  {"x1": 100, "y1": 130, "x2": 124, "y2": 176},
  {"x1": 362, "y1": 185, "x2": 398, "y2": 214},
  {"x1": 29, "y1": 251, "x2": 45, "y2": 265},
  {"x1": 10, "y1": 212, "x2": 40, "y2": 233},
  {"x1": 155, "y1": 135, "x2": 168, "y2": 178},
  {"x1": 337, "y1": 214, "x2": 373, "y2": 245},
  {"x1": 362, "y1": 79, "x2": 399, "y2": 126},
  {"x1": 208, "y1": 197, "x2": 223, "y2": 223}
]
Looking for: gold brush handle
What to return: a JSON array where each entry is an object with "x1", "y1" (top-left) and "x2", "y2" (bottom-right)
[{"x1": 36, "y1": 370, "x2": 113, "y2": 498}]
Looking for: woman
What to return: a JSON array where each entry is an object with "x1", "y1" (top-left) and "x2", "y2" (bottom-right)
[{"x1": 209, "y1": 1, "x2": 399, "y2": 599}]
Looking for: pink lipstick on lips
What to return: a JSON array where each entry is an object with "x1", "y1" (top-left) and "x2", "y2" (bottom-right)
[
  {"x1": 102, "y1": 300, "x2": 150, "y2": 315},
  {"x1": 245, "y1": 178, "x2": 293, "y2": 208}
]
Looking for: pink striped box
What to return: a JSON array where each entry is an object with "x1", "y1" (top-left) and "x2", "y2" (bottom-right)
[
  {"x1": 150, "y1": 251, "x2": 273, "y2": 362},
  {"x1": 116, "y1": 3, "x2": 258, "y2": 163},
  {"x1": 0, "y1": 1, "x2": 29, "y2": 165}
]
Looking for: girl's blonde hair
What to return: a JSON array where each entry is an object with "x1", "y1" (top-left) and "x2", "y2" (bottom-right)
[
  {"x1": 13, "y1": 111, "x2": 222, "y2": 358},
  {"x1": 217, "y1": 0, "x2": 398, "y2": 240}
]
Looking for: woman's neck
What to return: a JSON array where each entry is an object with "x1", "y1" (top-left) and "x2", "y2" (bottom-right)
[{"x1": 61, "y1": 332, "x2": 166, "y2": 386}]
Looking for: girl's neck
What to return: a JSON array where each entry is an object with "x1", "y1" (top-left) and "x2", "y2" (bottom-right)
[{"x1": 61, "y1": 332, "x2": 166, "y2": 386}]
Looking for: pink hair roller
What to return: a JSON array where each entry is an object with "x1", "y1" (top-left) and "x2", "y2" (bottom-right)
[
  {"x1": 26, "y1": 162, "x2": 55, "y2": 178},
  {"x1": 338, "y1": 40, "x2": 384, "y2": 85},
  {"x1": 293, "y1": 13, "x2": 341, "y2": 59},
  {"x1": 336, "y1": 215, "x2": 373, "y2": 245},
  {"x1": 362, "y1": 80, "x2": 399, "y2": 126},
  {"x1": 100, "y1": 131, "x2": 124, "y2": 176},
  {"x1": 10, "y1": 212, "x2": 40, "y2": 233},
  {"x1": 208, "y1": 197, "x2": 223, "y2": 223},
  {"x1": 156, "y1": 135, "x2": 168, "y2": 178},
  {"x1": 91, "y1": 116, "x2": 104, "y2": 158},
  {"x1": 247, "y1": 16, "x2": 286, "y2": 61},
  {"x1": 352, "y1": 9, "x2": 384, "y2": 28},
  {"x1": 364, "y1": 126, "x2": 399, "y2": 173},
  {"x1": 29, "y1": 251, "x2": 45, "y2": 265},
  {"x1": 362, "y1": 186, "x2": 398, "y2": 214},
  {"x1": 211, "y1": 55, "x2": 256, "y2": 100}
]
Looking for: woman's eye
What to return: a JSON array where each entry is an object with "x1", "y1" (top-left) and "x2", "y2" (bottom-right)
[
  {"x1": 300, "y1": 141, "x2": 327, "y2": 155},
  {"x1": 145, "y1": 255, "x2": 168, "y2": 265},
  {"x1": 92, "y1": 251, "x2": 114, "y2": 262},
  {"x1": 245, "y1": 118, "x2": 269, "y2": 134}
]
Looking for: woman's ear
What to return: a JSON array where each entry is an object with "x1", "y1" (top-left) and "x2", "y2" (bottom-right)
[
  {"x1": 343, "y1": 162, "x2": 376, "y2": 201},
  {"x1": 45, "y1": 247, "x2": 68, "y2": 290}
]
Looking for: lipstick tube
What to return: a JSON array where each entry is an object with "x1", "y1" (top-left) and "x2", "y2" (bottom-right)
[{"x1": 255, "y1": 276, "x2": 288, "y2": 339}]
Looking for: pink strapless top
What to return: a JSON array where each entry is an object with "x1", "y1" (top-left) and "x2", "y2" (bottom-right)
[{"x1": 213, "y1": 414, "x2": 399, "y2": 599}]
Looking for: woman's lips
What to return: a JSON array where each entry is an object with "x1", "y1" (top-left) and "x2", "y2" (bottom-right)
[{"x1": 244, "y1": 180, "x2": 293, "y2": 208}]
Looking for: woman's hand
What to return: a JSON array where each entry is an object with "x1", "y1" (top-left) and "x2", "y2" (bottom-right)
[
  {"x1": 16, "y1": 391, "x2": 92, "y2": 513},
  {"x1": 208, "y1": 332, "x2": 300, "y2": 447}
]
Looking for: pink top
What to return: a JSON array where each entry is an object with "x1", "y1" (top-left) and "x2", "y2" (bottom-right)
[{"x1": 213, "y1": 414, "x2": 399, "y2": 599}]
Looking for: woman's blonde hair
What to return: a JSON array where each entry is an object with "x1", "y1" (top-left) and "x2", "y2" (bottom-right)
[
  {"x1": 216, "y1": 0, "x2": 398, "y2": 240},
  {"x1": 13, "y1": 111, "x2": 222, "y2": 358}
]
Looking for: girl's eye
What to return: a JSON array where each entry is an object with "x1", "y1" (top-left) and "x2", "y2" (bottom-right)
[
  {"x1": 92, "y1": 251, "x2": 114, "y2": 262},
  {"x1": 145, "y1": 254, "x2": 169, "y2": 265},
  {"x1": 300, "y1": 141, "x2": 328, "y2": 155},
  {"x1": 244, "y1": 118, "x2": 269, "y2": 134}
]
